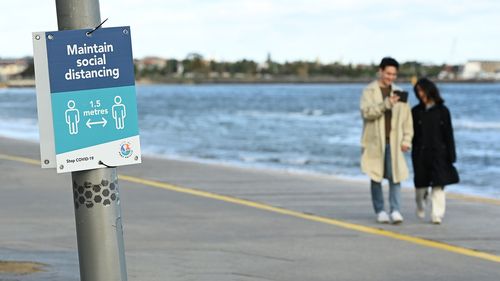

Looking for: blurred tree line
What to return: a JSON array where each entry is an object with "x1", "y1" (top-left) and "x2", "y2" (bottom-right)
[
  {"x1": 135, "y1": 53, "x2": 445, "y2": 81},
  {"x1": 12, "y1": 54, "x2": 444, "y2": 82}
]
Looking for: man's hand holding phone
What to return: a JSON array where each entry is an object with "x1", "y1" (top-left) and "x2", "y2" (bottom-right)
[
  {"x1": 389, "y1": 95, "x2": 400, "y2": 105},
  {"x1": 393, "y1": 90, "x2": 408, "y2": 103}
]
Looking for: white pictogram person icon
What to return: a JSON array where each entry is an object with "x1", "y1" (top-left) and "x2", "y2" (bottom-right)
[
  {"x1": 112, "y1": 95, "x2": 126, "y2": 129},
  {"x1": 65, "y1": 100, "x2": 80, "y2": 135}
]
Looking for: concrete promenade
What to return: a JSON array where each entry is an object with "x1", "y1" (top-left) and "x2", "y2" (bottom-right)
[{"x1": 1, "y1": 136, "x2": 500, "y2": 281}]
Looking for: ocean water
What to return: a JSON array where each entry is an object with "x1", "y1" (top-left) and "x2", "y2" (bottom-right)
[{"x1": 1, "y1": 83, "x2": 499, "y2": 198}]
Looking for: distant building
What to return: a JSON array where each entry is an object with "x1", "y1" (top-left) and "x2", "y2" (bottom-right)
[
  {"x1": 460, "y1": 60, "x2": 500, "y2": 80},
  {"x1": 135, "y1": 56, "x2": 167, "y2": 72},
  {"x1": 176, "y1": 61, "x2": 184, "y2": 76},
  {"x1": 0, "y1": 58, "x2": 29, "y2": 81},
  {"x1": 438, "y1": 65, "x2": 461, "y2": 80}
]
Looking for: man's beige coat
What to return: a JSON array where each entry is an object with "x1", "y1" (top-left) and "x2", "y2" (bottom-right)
[{"x1": 360, "y1": 80, "x2": 413, "y2": 183}]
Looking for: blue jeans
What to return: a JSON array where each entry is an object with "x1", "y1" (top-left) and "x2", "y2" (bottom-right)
[{"x1": 371, "y1": 144, "x2": 401, "y2": 214}]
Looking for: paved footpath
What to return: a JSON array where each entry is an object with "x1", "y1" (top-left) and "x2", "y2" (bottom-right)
[{"x1": 1, "y1": 137, "x2": 500, "y2": 281}]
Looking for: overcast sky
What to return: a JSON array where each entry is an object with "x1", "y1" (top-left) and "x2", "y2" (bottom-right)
[{"x1": 1, "y1": 0, "x2": 499, "y2": 64}]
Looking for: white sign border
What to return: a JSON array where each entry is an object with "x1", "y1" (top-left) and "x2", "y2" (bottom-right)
[
  {"x1": 33, "y1": 32, "x2": 56, "y2": 168},
  {"x1": 56, "y1": 136, "x2": 141, "y2": 173}
]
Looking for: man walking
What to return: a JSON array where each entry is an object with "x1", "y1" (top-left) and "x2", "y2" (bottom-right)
[{"x1": 360, "y1": 57, "x2": 413, "y2": 224}]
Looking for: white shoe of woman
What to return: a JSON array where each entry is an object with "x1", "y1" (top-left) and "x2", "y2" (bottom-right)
[{"x1": 432, "y1": 216, "x2": 442, "y2": 224}]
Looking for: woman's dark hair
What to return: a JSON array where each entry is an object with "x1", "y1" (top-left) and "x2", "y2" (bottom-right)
[
  {"x1": 379, "y1": 57, "x2": 399, "y2": 70},
  {"x1": 414, "y1": 77, "x2": 444, "y2": 105}
]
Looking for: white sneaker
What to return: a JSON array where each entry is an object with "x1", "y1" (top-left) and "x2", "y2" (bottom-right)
[
  {"x1": 390, "y1": 211, "x2": 404, "y2": 224},
  {"x1": 432, "y1": 216, "x2": 442, "y2": 225},
  {"x1": 415, "y1": 189, "x2": 428, "y2": 220},
  {"x1": 416, "y1": 208, "x2": 425, "y2": 220},
  {"x1": 376, "y1": 211, "x2": 390, "y2": 223}
]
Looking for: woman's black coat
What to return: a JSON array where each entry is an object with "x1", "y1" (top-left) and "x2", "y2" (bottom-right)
[{"x1": 411, "y1": 103, "x2": 459, "y2": 188}]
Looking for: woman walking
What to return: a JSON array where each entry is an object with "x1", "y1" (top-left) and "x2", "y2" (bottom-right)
[{"x1": 411, "y1": 78, "x2": 459, "y2": 224}]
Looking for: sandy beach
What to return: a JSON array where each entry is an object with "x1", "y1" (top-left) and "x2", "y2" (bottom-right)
[{"x1": 1, "y1": 136, "x2": 500, "y2": 281}]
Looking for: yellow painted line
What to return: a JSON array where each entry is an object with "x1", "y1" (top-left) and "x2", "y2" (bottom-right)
[
  {"x1": 0, "y1": 153, "x2": 41, "y2": 166},
  {"x1": 2, "y1": 152, "x2": 500, "y2": 263},
  {"x1": 118, "y1": 175, "x2": 500, "y2": 264}
]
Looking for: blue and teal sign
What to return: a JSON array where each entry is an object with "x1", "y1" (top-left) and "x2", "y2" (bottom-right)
[{"x1": 42, "y1": 26, "x2": 141, "y2": 173}]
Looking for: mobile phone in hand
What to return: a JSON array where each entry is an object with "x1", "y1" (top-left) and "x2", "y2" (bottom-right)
[{"x1": 393, "y1": 90, "x2": 408, "y2": 103}]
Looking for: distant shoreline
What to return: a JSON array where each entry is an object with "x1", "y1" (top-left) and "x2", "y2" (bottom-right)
[
  {"x1": 136, "y1": 78, "x2": 500, "y2": 85},
  {"x1": 3, "y1": 78, "x2": 500, "y2": 88}
]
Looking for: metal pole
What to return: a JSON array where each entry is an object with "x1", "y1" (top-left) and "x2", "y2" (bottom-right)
[{"x1": 55, "y1": 1, "x2": 128, "y2": 281}]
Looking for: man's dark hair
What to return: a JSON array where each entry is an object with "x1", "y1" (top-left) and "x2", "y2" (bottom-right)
[
  {"x1": 379, "y1": 57, "x2": 399, "y2": 70},
  {"x1": 414, "y1": 77, "x2": 444, "y2": 105}
]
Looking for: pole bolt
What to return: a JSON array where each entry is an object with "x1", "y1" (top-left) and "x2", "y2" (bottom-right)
[{"x1": 59, "y1": 165, "x2": 64, "y2": 170}]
